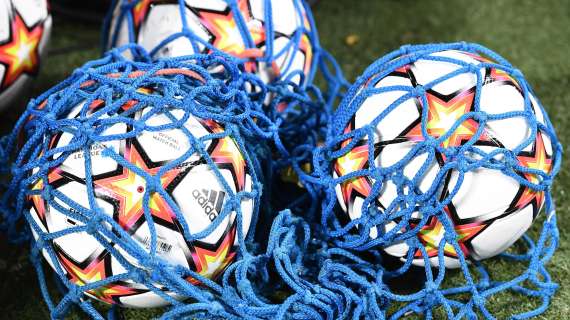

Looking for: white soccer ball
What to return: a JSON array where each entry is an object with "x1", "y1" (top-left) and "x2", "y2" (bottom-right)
[
  {"x1": 106, "y1": 0, "x2": 316, "y2": 86},
  {"x1": 0, "y1": 0, "x2": 51, "y2": 110},
  {"x1": 332, "y1": 50, "x2": 555, "y2": 268},
  {"x1": 28, "y1": 88, "x2": 255, "y2": 307}
]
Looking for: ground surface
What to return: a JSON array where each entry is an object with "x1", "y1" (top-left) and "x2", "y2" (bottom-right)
[{"x1": 1, "y1": 0, "x2": 569, "y2": 319}]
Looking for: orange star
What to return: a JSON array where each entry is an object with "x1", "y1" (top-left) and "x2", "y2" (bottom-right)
[
  {"x1": 511, "y1": 132, "x2": 552, "y2": 213},
  {"x1": 414, "y1": 215, "x2": 486, "y2": 258},
  {"x1": 405, "y1": 91, "x2": 493, "y2": 149},
  {"x1": 488, "y1": 67, "x2": 520, "y2": 88},
  {"x1": 0, "y1": 12, "x2": 44, "y2": 89},
  {"x1": 333, "y1": 121, "x2": 373, "y2": 209},
  {"x1": 29, "y1": 168, "x2": 67, "y2": 229},
  {"x1": 201, "y1": 119, "x2": 248, "y2": 192},
  {"x1": 334, "y1": 145, "x2": 372, "y2": 205},
  {"x1": 299, "y1": 33, "x2": 313, "y2": 76},
  {"x1": 131, "y1": 0, "x2": 153, "y2": 28},
  {"x1": 57, "y1": 250, "x2": 145, "y2": 305},
  {"x1": 186, "y1": 223, "x2": 237, "y2": 285},
  {"x1": 196, "y1": 0, "x2": 265, "y2": 60},
  {"x1": 94, "y1": 144, "x2": 181, "y2": 232}
]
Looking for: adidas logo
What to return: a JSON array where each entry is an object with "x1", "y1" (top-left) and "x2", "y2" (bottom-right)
[{"x1": 192, "y1": 189, "x2": 226, "y2": 222}]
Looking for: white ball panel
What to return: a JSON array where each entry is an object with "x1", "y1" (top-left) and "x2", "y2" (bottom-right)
[
  {"x1": 136, "y1": 109, "x2": 210, "y2": 163},
  {"x1": 172, "y1": 165, "x2": 252, "y2": 245},
  {"x1": 541, "y1": 132, "x2": 554, "y2": 156},
  {"x1": 239, "y1": 174, "x2": 254, "y2": 244},
  {"x1": 355, "y1": 76, "x2": 418, "y2": 141},
  {"x1": 447, "y1": 167, "x2": 520, "y2": 221},
  {"x1": 480, "y1": 82, "x2": 530, "y2": 150},
  {"x1": 383, "y1": 238, "x2": 409, "y2": 258},
  {"x1": 270, "y1": 36, "x2": 306, "y2": 85},
  {"x1": 0, "y1": 0, "x2": 10, "y2": 40},
  {"x1": 349, "y1": 195, "x2": 364, "y2": 222},
  {"x1": 251, "y1": 0, "x2": 301, "y2": 36},
  {"x1": 131, "y1": 223, "x2": 192, "y2": 268},
  {"x1": 138, "y1": 5, "x2": 198, "y2": 58},
  {"x1": 413, "y1": 50, "x2": 482, "y2": 96},
  {"x1": 109, "y1": 11, "x2": 133, "y2": 56},
  {"x1": 47, "y1": 182, "x2": 113, "y2": 263},
  {"x1": 470, "y1": 204, "x2": 534, "y2": 260},
  {"x1": 57, "y1": 123, "x2": 126, "y2": 179},
  {"x1": 13, "y1": 0, "x2": 48, "y2": 26},
  {"x1": 118, "y1": 290, "x2": 182, "y2": 308}
]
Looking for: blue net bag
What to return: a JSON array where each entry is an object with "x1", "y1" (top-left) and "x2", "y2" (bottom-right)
[
  {"x1": 102, "y1": 0, "x2": 349, "y2": 218},
  {"x1": 0, "y1": 36, "x2": 562, "y2": 319},
  {"x1": 0, "y1": 44, "x2": 345, "y2": 319},
  {"x1": 312, "y1": 42, "x2": 563, "y2": 319},
  {"x1": 102, "y1": 0, "x2": 324, "y2": 99}
]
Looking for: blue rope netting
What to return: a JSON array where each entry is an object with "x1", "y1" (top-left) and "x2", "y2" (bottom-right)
[
  {"x1": 312, "y1": 42, "x2": 563, "y2": 319},
  {"x1": 103, "y1": 0, "x2": 319, "y2": 80},
  {"x1": 0, "y1": 45, "x2": 345, "y2": 319},
  {"x1": 0, "y1": 26, "x2": 562, "y2": 319},
  {"x1": 101, "y1": 0, "x2": 349, "y2": 216}
]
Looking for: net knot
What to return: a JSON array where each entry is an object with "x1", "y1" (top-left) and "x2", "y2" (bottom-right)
[
  {"x1": 511, "y1": 68, "x2": 524, "y2": 80},
  {"x1": 85, "y1": 214, "x2": 105, "y2": 235},
  {"x1": 411, "y1": 85, "x2": 426, "y2": 97},
  {"x1": 457, "y1": 157, "x2": 470, "y2": 172},
  {"x1": 472, "y1": 111, "x2": 487, "y2": 123},
  {"x1": 68, "y1": 285, "x2": 84, "y2": 303},
  {"x1": 472, "y1": 294, "x2": 486, "y2": 307},
  {"x1": 302, "y1": 290, "x2": 315, "y2": 304},
  {"x1": 129, "y1": 268, "x2": 146, "y2": 284}
]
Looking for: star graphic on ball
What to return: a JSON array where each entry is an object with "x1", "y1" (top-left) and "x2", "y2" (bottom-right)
[
  {"x1": 510, "y1": 131, "x2": 552, "y2": 215},
  {"x1": 404, "y1": 90, "x2": 495, "y2": 149},
  {"x1": 187, "y1": 222, "x2": 237, "y2": 284},
  {"x1": 0, "y1": 12, "x2": 44, "y2": 89},
  {"x1": 201, "y1": 119, "x2": 248, "y2": 192},
  {"x1": 195, "y1": 0, "x2": 265, "y2": 59},
  {"x1": 56, "y1": 248, "x2": 146, "y2": 305},
  {"x1": 94, "y1": 142, "x2": 181, "y2": 232},
  {"x1": 334, "y1": 121, "x2": 373, "y2": 209}
]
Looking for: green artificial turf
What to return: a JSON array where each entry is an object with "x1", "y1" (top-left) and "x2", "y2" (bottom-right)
[{"x1": 1, "y1": 0, "x2": 569, "y2": 318}]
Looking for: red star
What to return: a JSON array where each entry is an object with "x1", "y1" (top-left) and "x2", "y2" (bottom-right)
[
  {"x1": 511, "y1": 132, "x2": 552, "y2": 213},
  {"x1": 94, "y1": 144, "x2": 181, "y2": 232},
  {"x1": 201, "y1": 119, "x2": 248, "y2": 192},
  {"x1": 57, "y1": 250, "x2": 145, "y2": 305},
  {"x1": 186, "y1": 223, "x2": 237, "y2": 285},
  {"x1": 405, "y1": 91, "x2": 493, "y2": 149},
  {"x1": 196, "y1": 0, "x2": 265, "y2": 61},
  {"x1": 0, "y1": 12, "x2": 44, "y2": 89}
]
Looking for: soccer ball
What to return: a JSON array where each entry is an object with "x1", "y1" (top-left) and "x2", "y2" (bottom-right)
[
  {"x1": 28, "y1": 82, "x2": 255, "y2": 307},
  {"x1": 332, "y1": 50, "x2": 555, "y2": 268},
  {"x1": 106, "y1": 0, "x2": 316, "y2": 86},
  {"x1": 0, "y1": 0, "x2": 51, "y2": 110}
]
